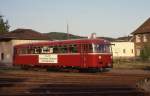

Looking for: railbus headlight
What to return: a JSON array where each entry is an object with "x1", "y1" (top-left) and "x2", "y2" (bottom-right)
[
  {"x1": 99, "y1": 56, "x2": 102, "y2": 59},
  {"x1": 110, "y1": 56, "x2": 113, "y2": 59}
]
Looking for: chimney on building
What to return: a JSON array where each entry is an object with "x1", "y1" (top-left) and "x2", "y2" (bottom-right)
[{"x1": 90, "y1": 32, "x2": 96, "y2": 39}]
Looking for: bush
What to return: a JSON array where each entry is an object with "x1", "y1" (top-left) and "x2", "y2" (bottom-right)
[{"x1": 140, "y1": 45, "x2": 150, "y2": 60}]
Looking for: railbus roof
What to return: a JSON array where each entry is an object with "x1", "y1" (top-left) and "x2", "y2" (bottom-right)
[{"x1": 14, "y1": 39, "x2": 110, "y2": 48}]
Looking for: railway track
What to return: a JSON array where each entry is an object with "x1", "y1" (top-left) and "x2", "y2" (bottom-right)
[
  {"x1": 0, "y1": 84, "x2": 144, "y2": 96},
  {"x1": 0, "y1": 70, "x2": 149, "y2": 96}
]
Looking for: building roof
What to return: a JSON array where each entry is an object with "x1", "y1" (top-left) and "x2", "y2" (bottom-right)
[
  {"x1": 44, "y1": 32, "x2": 85, "y2": 40},
  {"x1": 0, "y1": 29, "x2": 50, "y2": 41},
  {"x1": 115, "y1": 36, "x2": 133, "y2": 42},
  {"x1": 132, "y1": 18, "x2": 150, "y2": 34},
  {"x1": 97, "y1": 37, "x2": 115, "y2": 42}
]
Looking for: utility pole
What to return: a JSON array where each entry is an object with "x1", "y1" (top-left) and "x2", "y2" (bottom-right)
[{"x1": 67, "y1": 23, "x2": 69, "y2": 39}]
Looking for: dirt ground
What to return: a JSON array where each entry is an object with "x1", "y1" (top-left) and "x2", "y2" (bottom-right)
[{"x1": 0, "y1": 68, "x2": 150, "y2": 96}]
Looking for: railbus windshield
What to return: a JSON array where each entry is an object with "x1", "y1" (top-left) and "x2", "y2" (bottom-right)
[{"x1": 92, "y1": 44, "x2": 111, "y2": 53}]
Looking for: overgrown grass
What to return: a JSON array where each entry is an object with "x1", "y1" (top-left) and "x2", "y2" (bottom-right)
[
  {"x1": 113, "y1": 59, "x2": 150, "y2": 70},
  {"x1": 0, "y1": 66, "x2": 20, "y2": 72}
]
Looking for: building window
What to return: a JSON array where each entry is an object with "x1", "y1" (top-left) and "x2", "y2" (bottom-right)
[
  {"x1": 1, "y1": 53, "x2": 4, "y2": 60},
  {"x1": 136, "y1": 35, "x2": 141, "y2": 43},
  {"x1": 123, "y1": 49, "x2": 126, "y2": 54},
  {"x1": 143, "y1": 34, "x2": 147, "y2": 42},
  {"x1": 136, "y1": 49, "x2": 141, "y2": 56},
  {"x1": 131, "y1": 49, "x2": 134, "y2": 54}
]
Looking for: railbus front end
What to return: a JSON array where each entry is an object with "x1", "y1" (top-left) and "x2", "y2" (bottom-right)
[{"x1": 79, "y1": 41, "x2": 113, "y2": 72}]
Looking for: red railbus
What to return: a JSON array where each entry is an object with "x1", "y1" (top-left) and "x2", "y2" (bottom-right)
[{"x1": 13, "y1": 39, "x2": 113, "y2": 72}]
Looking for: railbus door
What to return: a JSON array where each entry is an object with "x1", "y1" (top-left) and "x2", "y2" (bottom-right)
[{"x1": 80, "y1": 44, "x2": 88, "y2": 68}]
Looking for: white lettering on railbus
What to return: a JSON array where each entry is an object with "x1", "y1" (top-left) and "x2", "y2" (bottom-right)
[{"x1": 39, "y1": 54, "x2": 58, "y2": 63}]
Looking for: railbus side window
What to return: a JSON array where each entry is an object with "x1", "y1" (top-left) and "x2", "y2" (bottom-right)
[
  {"x1": 26, "y1": 47, "x2": 34, "y2": 54},
  {"x1": 60, "y1": 45, "x2": 68, "y2": 53},
  {"x1": 30, "y1": 47, "x2": 35, "y2": 54},
  {"x1": 20, "y1": 48, "x2": 28, "y2": 54},
  {"x1": 84, "y1": 44, "x2": 90, "y2": 53},
  {"x1": 53, "y1": 46, "x2": 59, "y2": 53},
  {"x1": 17, "y1": 49, "x2": 21, "y2": 54},
  {"x1": 79, "y1": 44, "x2": 89, "y2": 53},
  {"x1": 35, "y1": 47, "x2": 42, "y2": 54},
  {"x1": 16, "y1": 49, "x2": 21, "y2": 54},
  {"x1": 25, "y1": 48, "x2": 29, "y2": 54},
  {"x1": 88, "y1": 44, "x2": 93, "y2": 53},
  {"x1": 49, "y1": 47, "x2": 54, "y2": 53},
  {"x1": 16, "y1": 47, "x2": 26, "y2": 54},
  {"x1": 42, "y1": 46, "x2": 51, "y2": 53},
  {"x1": 69, "y1": 44, "x2": 78, "y2": 53}
]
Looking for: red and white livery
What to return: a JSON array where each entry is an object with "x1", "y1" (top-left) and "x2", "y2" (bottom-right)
[{"x1": 13, "y1": 39, "x2": 113, "y2": 72}]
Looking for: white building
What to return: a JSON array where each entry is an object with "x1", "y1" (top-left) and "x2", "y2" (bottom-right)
[
  {"x1": 0, "y1": 40, "x2": 49, "y2": 66},
  {"x1": 0, "y1": 29, "x2": 50, "y2": 66},
  {"x1": 111, "y1": 42, "x2": 135, "y2": 58}
]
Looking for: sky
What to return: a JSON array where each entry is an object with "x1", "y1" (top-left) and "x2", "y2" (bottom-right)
[{"x1": 0, "y1": 0, "x2": 150, "y2": 38}]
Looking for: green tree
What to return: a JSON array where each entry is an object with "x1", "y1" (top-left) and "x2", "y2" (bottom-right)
[
  {"x1": 140, "y1": 44, "x2": 150, "y2": 60},
  {"x1": 0, "y1": 15, "x2": 9, "y2": 34}
]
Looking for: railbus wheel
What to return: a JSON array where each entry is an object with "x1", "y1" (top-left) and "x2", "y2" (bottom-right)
[
  {"x1": 46, "y1": 67, "x2": 60, "y2": 72},
  {"x1": 20, "y1": 65, "x2": 30, "y2": 70},
  {"x1": 79, "y1": 68, "x2": 98, "y2": 73}
]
